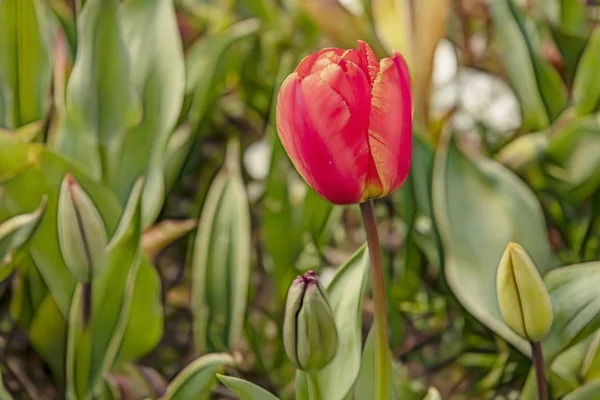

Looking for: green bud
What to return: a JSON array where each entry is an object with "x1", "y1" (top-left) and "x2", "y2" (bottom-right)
[
  {"x1": 58, "y1": 174, "x2": 107, "y2": 283},
  {"x1": 496, "y1": 242, "x2": 553, "y2": 341},
  {"x1": 283, "y1": 271, "x2": 338, "y2": 372}
]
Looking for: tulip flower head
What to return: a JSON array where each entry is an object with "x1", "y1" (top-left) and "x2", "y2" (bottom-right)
[{"x1": 276, "y1": 41, "x2": 412, "y2": 204}]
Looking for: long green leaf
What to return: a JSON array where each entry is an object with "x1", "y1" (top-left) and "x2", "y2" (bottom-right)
[
  {"x1": 546, "y1": 115, "x2": 600, "y2": 201},
  {"x1": 184, "y1": 19, "x2": 259, "y2": 130},
  {"x1": 217, "y1": 375, "x2": 279, "y2": 400},
  {"x1": 29, "y1": 293, "x2": 67, "y2": 384},
  {"x1": 0, "y1": 196, "x2": 46, "y2": 264},
  {"x1": 0, "y1": 0, "x2": 51, "y2": 129},
  {"x1": 89, "y1": 180, "x2": 144, "y2": 393},
  {"x1": 114, "y1": 0, "x2": 185, "y2": 226},
  {"x1": 563, "y1": 381, "x2": 600, "y2": 400},
  {"x1": 543, "y1": 263, "x2": 600, "y2": 358},
  {"x1": 297, "y1": 244, "x2": 370, "y2": 400},
  {"x1": 191, "y1": 140, "x2": 251, "y2": 353},
  {"x1": 489, "y1": 0, "x2": 567, "y2": 130},
  {"x1": 573, "y1": 28, "x2": 600, "y2": 116},
  {"x1": 160, "y1": 353, "x2": 234, "y2": 400},
  {"x1": 53, "y1": 0, "x2": 136, "y2": 181}
]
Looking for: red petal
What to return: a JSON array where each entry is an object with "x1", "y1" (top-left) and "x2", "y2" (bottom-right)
[
  {"x1": 341, "y1": 41, "x2": 380, "y2": 85},
  {"x1": 276, "y1": 72, "x2": 370, "y2": 204},
  {"x1": 296, "y1": 48, "x2": 344, "y2": 78},
  {"x1": 366, "y1": 52, "x2": 412, "y2": 197}
]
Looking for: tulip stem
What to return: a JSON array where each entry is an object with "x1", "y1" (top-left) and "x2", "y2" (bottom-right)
[
  {"x1": 531, "y1": 341, "x2": 548, "y2": 400},
  {"x1": 360, "y1": 200, "x2": 391, "y2": 400},
  {"x1": 307, "y1": 373, "x2": 322, "y2": 400}
]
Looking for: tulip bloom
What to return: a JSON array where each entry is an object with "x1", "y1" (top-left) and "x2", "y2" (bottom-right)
[{"x1": 276, "y1": 41, "x2": 412, "y2": 205}]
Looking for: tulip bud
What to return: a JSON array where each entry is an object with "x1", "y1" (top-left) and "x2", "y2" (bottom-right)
[
  {"x1": 496, "y1": 242, "x2": 553, "y2": 341},
  {"x1": 58, "y1": 174, "x2": 107, "y2": 282},
  {"x1": 283, "y1": 271, "x2": 338, "y2": 372}
]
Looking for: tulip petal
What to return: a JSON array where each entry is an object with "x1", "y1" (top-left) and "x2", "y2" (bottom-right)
[
  {"x1": 276, "y1": 73, "x2": 369, "y2": 204},
  {"x1": 341, "y1": 41, "x2": 379, "y2": 84},
  {"x1": 366, "y1": 52, "x2": 412, "y2": 197},
  {"x1": 296, "y1": 48, "x2": 344, "y2": 78}
]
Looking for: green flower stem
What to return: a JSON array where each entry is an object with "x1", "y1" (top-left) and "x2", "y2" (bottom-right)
[
  {"x1": 360, "y1": 200, "x2": 391, "y2": 400},
  {"x1": 307, "y1": 372, "x2": 322, "y2": 400},
  {"x1": 531, "y1": 341, "x2": 548, "y2": 400}
]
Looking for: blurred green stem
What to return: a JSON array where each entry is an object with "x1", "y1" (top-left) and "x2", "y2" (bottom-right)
[
  {"x1": 531, "y1": 341, "x2": 548, "y2": 400},
  {"x1": 307, "y1": 373, "x2": 321, "y2": 400},
  {"x1": 360, "y1": 200, "x2": 391, "y2": 400}
]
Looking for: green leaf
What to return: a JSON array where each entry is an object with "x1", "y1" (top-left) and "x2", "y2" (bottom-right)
[
  {"x1": 353, "y1": 327, "x2": 395, "y2": 400},
  {"x1": 432, "y1": 132, "x2": 555, "y2": 355},
  {"x1": 582, "y1": 333, "x2": 600, "y2": 382},
  {"x1": 262, "y1": 53, "x2": 303, "y2": 301},
  {"x1": 53, "y1": 0, "x2": 137, "y2": 181},
  {"x1": 217, "y1": 374, "x2": 280, "y2": 400},
  {"x1": 118, "y1": 256, "x2": 164, "y2": 361},
  {"x1": 573, "y1": 28, "x2": 600, "y2": 116},
  {"x1": 66, "y1": 285, "x2": 90, "y2": 400},
  {"x1": 160, "y1": 353, "x2": 234, "y2": 400},
  {"x1": 191, "y1": 140, "x2": 251, "y2": 353},
  {"x1": 9, "y1": 254, "x2": 47, "y2": 327},
  {"x1": 114, "y1": 0, "x2": 185, "y2": 226},
  {"x1": 0, "y1": 0, "x2": 51, "y2": 129},
  {"x1": 29, "y1": 293, "x2": 67, "y2": 384},
  {"x1": 546, "y1": 115, "x2": 600, "y2": 201},
  {"x1": 543, "y1": 263, "x2": 600, "y2": 359},
  {"x1": 297, "y1": 244, "x2": 370, "y2": 400},
  {"x1": 301, "y1": 188, "x2": 334, "y2": 247},
  {"x1": 184, "y1": 18, "x2": 260, "y2": 130},
  {"x1": 0, "y1": 196, "x2": 46, "y2": 264},
  {"x1": 563, "y1": 381, "x2": 600, "y2": 400},
  {"x1": 165, "y1": 124, "x2": 194, "y2": 193},
  {"x1": 0, "y1": 133, "x2": 122, "y2": 317},
  {"x1": 488, "y1": 0, "x2": 567, "y2": 130},
  {"x1": 88, "y1": 179, "x2": 144, "y2": 393},
  {"x1": 66, "y1": 180, "x2": 145, "y2": 398}
]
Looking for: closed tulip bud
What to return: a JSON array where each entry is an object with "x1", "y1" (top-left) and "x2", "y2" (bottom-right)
[
  {"x1": 276, "y1": 41, "x2": 413, "y2": 205},
  {"x1": 58, "y1": 174, "x2": 107, "y2": 282},
  {"x1": 283, "y1": 271, "x2": 338, "y2": 372},
  {"x1": 496, "y1": 242, "x2": 553, "y2": 341}
]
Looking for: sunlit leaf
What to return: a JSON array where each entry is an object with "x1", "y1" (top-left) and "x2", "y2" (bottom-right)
[{"x1": 371, "y1": 0, "x2": 451, "y2": 121}]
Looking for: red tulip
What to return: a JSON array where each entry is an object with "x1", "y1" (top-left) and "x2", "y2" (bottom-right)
[{"x1": 276, "y1": 41, "x2": 412, "y2": 205}]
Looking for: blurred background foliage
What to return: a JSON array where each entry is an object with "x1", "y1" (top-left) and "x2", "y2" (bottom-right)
[{"x1": 1, "y1": 0, "x2": 600, "y2": 399}]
